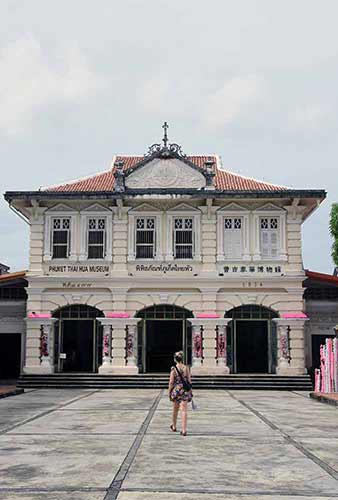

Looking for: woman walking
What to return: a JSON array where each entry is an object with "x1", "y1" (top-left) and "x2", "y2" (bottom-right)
[{"x1": 168, "y1": 351, "x2": 192, "y2": 436}]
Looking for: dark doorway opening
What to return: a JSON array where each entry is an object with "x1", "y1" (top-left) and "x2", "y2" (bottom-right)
[
  {"x1": 0, "y1": 333, "x2": 21, "y2": 379},
  {"x1": 236, "y1": 320, "x2": 268, "y2": 373},
  {"x1": 146, "y1": 320, "x2": 182, "y2": 373},
  {"x1": 62, "y1": 320, "x2": 93, "y2": 372},
  {"x1": 136, "y1": 304, "x2": 193, "y2": 373},
  {"x1": 53, "y1": 305, "x2": 104, "y2": 373}
]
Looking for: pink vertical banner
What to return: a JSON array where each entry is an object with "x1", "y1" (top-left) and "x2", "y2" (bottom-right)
[{"x1": 314, "y1": 368, "x2": 321, "y2": 393}]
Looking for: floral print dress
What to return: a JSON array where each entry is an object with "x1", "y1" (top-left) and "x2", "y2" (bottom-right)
[{"x1": 169, "y1": 365, "x2": 193, "y2": 403}]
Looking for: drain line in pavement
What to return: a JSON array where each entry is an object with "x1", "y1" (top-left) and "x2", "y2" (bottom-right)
[
  {"x1": 104, "y1": 389, "x2": 163, "y2": 500},
  {"x1": 227, "y1": 391, "x2": 338, "y2": 483}
]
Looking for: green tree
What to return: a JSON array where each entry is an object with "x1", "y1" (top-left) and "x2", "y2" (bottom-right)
[{"x1": 330, "y1": 203, "x2": 338, "y2": 266}]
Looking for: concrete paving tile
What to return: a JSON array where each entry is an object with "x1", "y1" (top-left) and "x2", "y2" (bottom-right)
[
  {"x1": 0, "y1": 493, "x2": 104, "y2": 500},
  {"x1": 64, "y1": 395, "x2": 157, "y2": 410},
  {"x1": 0, "y1": 410, "x2": 47, "y2": 433},
  {"x1": 298, "y1": 438, "x2": 338, "y2": 472},
  {"x1": 117, "y1": 494, "x2": 338, "y2": 500},
  {"x1": 123, "y1": 435, "x2": 338, "y2": 494},
  {"x1": 0, "y1": 434, "x2": 134, "y2": 488},
  {"x1": 7, "y1": 409, "x2": 148, "y2": 434},
  {"x1": 147, "y1": 409, "x2": 277, "y2": 436}
]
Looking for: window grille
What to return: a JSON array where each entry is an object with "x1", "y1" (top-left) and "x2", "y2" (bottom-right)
[
  {"x1": 260, "y1": 217, "x2": 279, "y2": 258},
  {"x1": 224, "y1": 217, "x2": 242, "y2": 259},
  {"x1": 88, "y1": 218, "x2": 106, "y2": 259},
  {"x1": 174, "y1": 218, "x2": 193, "y2": 259},
  {"x1": 52, "y1": 218, "x2": 70, "y2": 259},
  {"x1": 136, "y1": 217, "x2": 155, "y2": 259}
]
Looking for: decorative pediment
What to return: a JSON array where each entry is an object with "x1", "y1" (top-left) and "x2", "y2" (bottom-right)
[
  {"x1": 167, "y1": 203, "x2": 201, "y2": 213},
  {"x1": 128, "y1": 203, "x2": 161, "y2": 213},
  {"x1": 125, "y1": 157, "x2": 206, "y2": 190},
  {"x1": 46, "y1": 203, "x2": 76, "y2": 213},
  {"x1": 217, "y1": 203, "x2": 248, "y2": 213},
  {"x1": 81, "y1": 203, "x2": 111, "y2": 213},
  {"x1": 255, "y1": 203, "x2": 284, "y2": 212}
]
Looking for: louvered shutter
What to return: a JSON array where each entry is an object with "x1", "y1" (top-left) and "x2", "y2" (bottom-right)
[
  {"x1": 224, "y1": 218, "x2": 242, "y2": 259},
  {"x1": 260, "y1": 230, "x2": 270, "y2": 258},
  {"x1": 270, "y1": 230, "x2": 278, "y2": 258},
  {"x1": 232, "y1": 227, "x2": 242, "y2": 258}
]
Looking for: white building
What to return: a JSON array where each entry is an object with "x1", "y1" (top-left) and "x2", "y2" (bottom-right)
[{"x1": 4, "y1": 126, "x2": 326, "y2": 378}]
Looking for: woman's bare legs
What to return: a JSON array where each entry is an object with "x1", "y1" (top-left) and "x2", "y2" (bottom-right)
[
  {"x1": 180, "y1": 401, "x2": 188, "y2": 434},
  {"x1": 172, "y1": 402, "x2": 179, "y2": 430}
]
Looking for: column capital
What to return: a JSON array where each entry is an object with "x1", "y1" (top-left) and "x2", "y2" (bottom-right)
[
  {"x1": 272, "y1": 317, "x2": 309, "y2": 327},
  {"x1": 97, "y1": 317, "x2": 141, "y2": 328},
  {"x1": 189, "y1": 318, "x2": 231, "y2": 328},
  {"x1": 25, "y1": 317, "x2": 57, "y2": 327}
]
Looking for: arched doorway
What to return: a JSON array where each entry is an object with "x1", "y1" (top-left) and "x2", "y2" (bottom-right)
[
  {"x1": 225, "y1": 305, "x2": 278, "y2": 374},
  {"x1": 136, "y1": 305, "x2": 193, "y2": 373},
  {"x1": 53, "y1": 305, "x2": 104, "y2": 373}
]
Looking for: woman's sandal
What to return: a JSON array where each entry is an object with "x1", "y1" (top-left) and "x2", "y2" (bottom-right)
[
  {"x1": 180, "y1": 431, "x2": 187, "y2": 436},
  {"x1": 170, "y1": 425, "x2": 177, "y2": 432}
]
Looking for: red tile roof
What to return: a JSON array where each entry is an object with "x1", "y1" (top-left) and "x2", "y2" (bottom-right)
[
  {"x1": 305, "y1": 270, "x2": 338, "y2": 286},
  {"x1": 44, "y1": 155, "x2": 287, "y2": 192},
  {"x1": 0, "y1": 270, "x2": 27, "y2": 282}
]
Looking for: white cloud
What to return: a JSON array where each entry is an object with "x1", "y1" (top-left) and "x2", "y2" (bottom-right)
[
  {"x1": 202, "y1": 75, "x2": 263, "y2": 128},
  {"x1": 288, "y1": 105, "x2": 328, "y2": 131},
  {"x1": 0, "y1": 37, "x2": 104, "y2": 136}
]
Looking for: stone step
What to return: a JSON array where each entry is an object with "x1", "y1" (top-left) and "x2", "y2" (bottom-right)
[{"x1": 17, "y1": 374, "x2": 313, "y2": 391}]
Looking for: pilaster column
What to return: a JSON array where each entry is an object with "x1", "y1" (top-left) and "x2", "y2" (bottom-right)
[
  {"x1": 191, "y1": 323, "x2": 203, "y2": 368},
  {"x1": 126, "y1": 323, "x2": 139, "y2": 369},
  {"x1": 98, "y1": 317, "x2": 141, "y2": 374},
  {"x1": 273, "y1": 317, "x2": 309, "y2": 375},
  {"x1": 23, "y1": 317, "x2": 57, "y2": 374},
  {"x1": 189, "y1": 318, "x2": 230, "y2": 375},
  {"x1": 99, "y1": 324, "x2": 112, "y2": 373}
]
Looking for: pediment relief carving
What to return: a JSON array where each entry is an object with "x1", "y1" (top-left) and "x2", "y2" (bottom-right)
[
  {"x1": 82, "y1": 203, "x2": 112, "y2": 213},
  {"x1": 167, "y1": 202, "x2": 201, "y2": 213},
  {"x1": 217, "y1": 202, "x2": 249, "y2": 213},
  {"x1": 255, "y1": 203, "x2": 284, "y2": 212},
  {"x1": 125, "y1": 157, "x2": 206, "y2": 190},
  {"x1": 46, "y1": 203, "x2": 76, "y2": 213}
]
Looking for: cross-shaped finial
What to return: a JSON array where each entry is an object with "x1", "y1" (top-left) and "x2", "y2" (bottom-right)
[{"x1": 162, "y1": 121, "x2": 169, "y2": 148}]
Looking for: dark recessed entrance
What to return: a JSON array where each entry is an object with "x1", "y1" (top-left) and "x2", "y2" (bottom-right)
[
  {"x1": 53, "y1": 305, "x2": 104, "y2": 373},
  {"x1": 0, "y1": 333, "x2": 21, "y2": 379},
  {"x1": 226, "y1": 305, "x2": 278, "y2": 374},
  {"x1": 136, "y1": 305, "x2": 193, "y2": 373},
  {"x1": 61, "y1": 320, "x2": 93, "y2": 372},
  {"x1": 146, "y1": 320, "x2": 182, "y2": 373},
  {"x1": 236, "y1": 321, "x2": 268, "y2": 373}
]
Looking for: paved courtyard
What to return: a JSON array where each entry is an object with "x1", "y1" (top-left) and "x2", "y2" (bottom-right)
[{"x1": 1, "y1": 389, "x2": 338, "y2": 499}]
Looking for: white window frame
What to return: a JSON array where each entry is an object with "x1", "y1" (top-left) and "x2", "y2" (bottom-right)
[
  {"x1": 79, "y1": 205, "x2": 112, "y2": 261},
  {"x1": 44, "y1": 205, "x2": 77, "y2": 261},
  {"x1": 252, "y1": 205, "x2": 287, "y2": 261},
  {"x1": 217, "y1": 204, "x2": 250, "y2": 261},
  {"x1": 135, "y1": 216, "x2": 157, "y2": 259},
  {"x1": 166, "y1": 205, "x2": 201, "y2": 261},
  {"x1": 128, "y1": 207, "x2": 162, "y2": 261},
  {"x1": 87, "y1": 217, "x2": 107, "y2": 260}
]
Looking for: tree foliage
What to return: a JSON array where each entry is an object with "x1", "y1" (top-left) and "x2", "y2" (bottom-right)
[{"x1": 330, "y1": 203, "x2": 338, "y2": 266}]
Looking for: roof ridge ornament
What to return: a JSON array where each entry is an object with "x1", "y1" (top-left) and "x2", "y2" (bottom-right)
[{"x1": 144, "y1": 122, "x2": 186, "y2": 159}]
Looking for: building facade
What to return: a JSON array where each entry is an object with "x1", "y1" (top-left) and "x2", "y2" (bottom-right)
[
  {"x1": 4, "y1": 128, "x2": 326, "y2": 377},
  {"x1": 304, "y1": 270, "x2": 338, "y2": 379},
  {"x1": 0, "y1": 270, "x2": 27, "y2": 379}
]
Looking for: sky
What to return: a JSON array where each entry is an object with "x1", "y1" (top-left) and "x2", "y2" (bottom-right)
[{"x1": 0, "y1": 0, "x2": 337, "y2": 273}]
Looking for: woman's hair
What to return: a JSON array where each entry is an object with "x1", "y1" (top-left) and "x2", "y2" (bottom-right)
[{"x1": 174, "y1": 351, "x2": 184, "y2": 363}]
